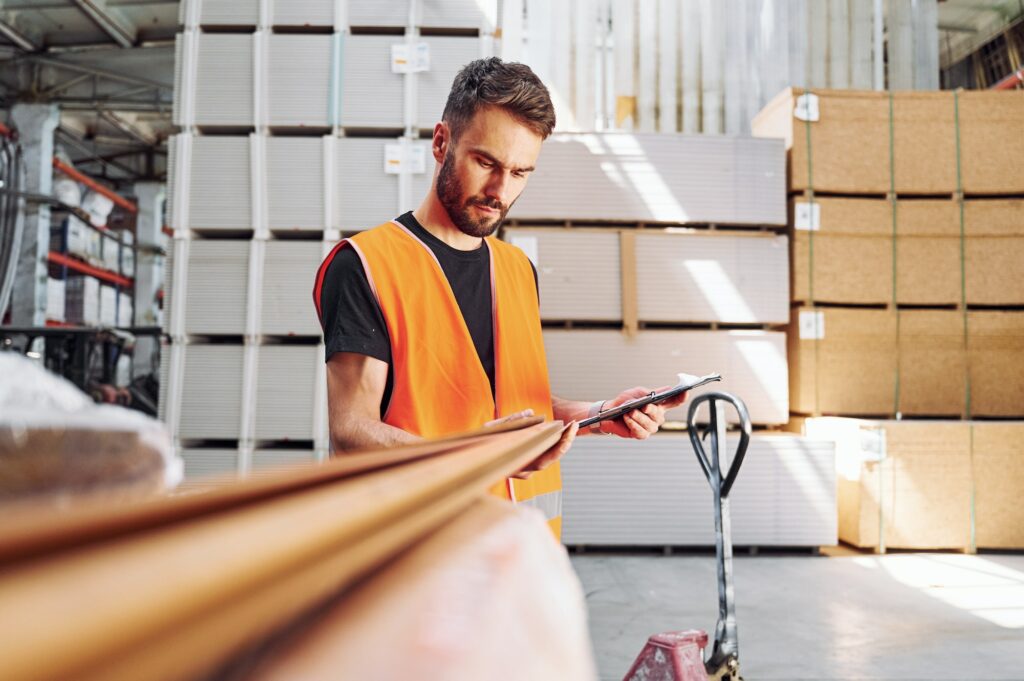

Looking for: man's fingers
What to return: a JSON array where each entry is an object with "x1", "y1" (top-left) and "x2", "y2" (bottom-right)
[
  {"x1": 624, "y1": 412, "x2": 650, "y2": 439},
  {"x1": 642, "y1": 403, "x2": 666, "y2": 426},
  {"x1": 628, "y1": 408, "x2": 659, "y2": 433}
]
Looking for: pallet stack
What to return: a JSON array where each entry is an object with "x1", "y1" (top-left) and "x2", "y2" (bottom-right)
[
  {"x1": 162, "y1": 0, "x2": 495, "y2": 482},
  {"x1": 503, "y1": 132, "x2": 838, "y2": 548},
  {"x1": 753, "y1": 87, "x2": 1024, "y2": 550}
]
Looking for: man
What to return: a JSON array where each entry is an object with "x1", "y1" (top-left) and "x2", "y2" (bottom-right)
[{"x1": 313, "y1": 58, "x2": 686, "y2": 538}]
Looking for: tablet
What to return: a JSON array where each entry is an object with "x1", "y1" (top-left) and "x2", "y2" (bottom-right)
[{"x1": 578, "y1": 373, "x2": 722, "y2": 428}]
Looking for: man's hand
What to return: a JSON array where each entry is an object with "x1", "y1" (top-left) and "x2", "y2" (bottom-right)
[
  {"x1": 512, "y1": 421, "x2": 579, "y2": 480},
  {"x1": 595, "y1": 385, "x2": 687, "y2": 440}
]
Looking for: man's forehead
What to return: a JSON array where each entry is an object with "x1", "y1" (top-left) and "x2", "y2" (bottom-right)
[{"x1": 457, "y1": 107, "x2": 543, "y2": 167}]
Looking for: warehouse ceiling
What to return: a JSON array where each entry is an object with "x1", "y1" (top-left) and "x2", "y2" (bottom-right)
[
  {"x1": 0, "y1": 0, "x2": 179, "y2": 188},
  {"x1": 938, "y1": 0, "x2": 1024, "y2": 65}
]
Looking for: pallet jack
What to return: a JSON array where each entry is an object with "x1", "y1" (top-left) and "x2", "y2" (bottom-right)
[{"x1": 623, "y1": 392, "x2": 752, "y2": 681}]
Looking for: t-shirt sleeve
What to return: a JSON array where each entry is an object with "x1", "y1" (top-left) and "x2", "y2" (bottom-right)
[{"x1": 318, "y1": 246, "x2": 392, "y2": 364}]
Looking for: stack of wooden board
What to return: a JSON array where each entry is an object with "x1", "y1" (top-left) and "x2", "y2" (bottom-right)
[
  {"x1": 754, "y1": 88, "x2": 1024, "y2": 418},
  {"x1": 796, "y1": 417, "x2": 1024, "y2": 551}
]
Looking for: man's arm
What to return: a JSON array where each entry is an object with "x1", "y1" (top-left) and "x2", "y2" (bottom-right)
[{"x1": 326, "y1": 351, "x2": 420, "y2": 453}]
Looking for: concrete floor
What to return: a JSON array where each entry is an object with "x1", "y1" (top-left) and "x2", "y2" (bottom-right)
[{"x1": 571, "y1": 551, "x2": 1024, "y2": 681}]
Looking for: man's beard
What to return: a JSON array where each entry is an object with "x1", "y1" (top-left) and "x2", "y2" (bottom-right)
[{"x1": 435, "y1": 151, "x2": 511, "y2": 238}]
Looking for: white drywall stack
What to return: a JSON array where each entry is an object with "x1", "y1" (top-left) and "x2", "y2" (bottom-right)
[
  {"x1": 544, "y1": 329, "x2": 789, "y2": 425},
  {"x1": 166, "y1": 0, "x2": 495, "y2": 482},
  {"x1": 560, "y1": 434, "x2": 837, "y2": 547},
  {"x1": 510, "y1": 134, "x2": 786, "y2": 226}
]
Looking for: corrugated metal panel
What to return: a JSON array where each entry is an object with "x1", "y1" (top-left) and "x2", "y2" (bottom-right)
[
  {"x1": 198, "y1": 0, "x2": 258, "y2": 25},
  {"x1": 266, "y1": 137, "x2": 324, "y2": 230},
  {"x1": 188, "y1": 136, "x2": 251, "y2": 230},
  {"x1": 183, "y1": 240, "x2": 249, "y2": 335},
  {"x1": 335, "y1": 137, "x2": 397, "y2": 230},
  {"x1": 416, "y1": 37, "x2": 480, "y2": 129},
  {"x1": 502, "y1": 228, "x2": 621, "y2": 321},
  {"x1": 340, "y1": 35, "x2": 403, "y2": 129},
  {"x1": 635, "y1": 231, "x2": 789, "y2": 324},
  {"x1": 544, "y1": 328, "x2": 789, "y2": 424},
  {"x1": 254, "y1": 345, "x2": 318, "y2": 441},
  {"x1": 261, "y1": 241, "x2": 324, "y2": 336},
  {"x1": 194, "y1": 34, "x2": 254, "y2": 127},
  {"x1": 348, "y1": 0, "x2": 495, "y2": 29},
  {"x1": 268, "y1": 35, "x2": 331, "y2": 128},
  {"x1": 561, "y1": 434, "x2": 836, "y2": 546},
  {"x1": 512, "y1": 134, "x2": 786, "y2": 226},
  {"x1": 179, "y1": 345, "x2": 244, "y2": 440},
  {"x1": 271, "y1": 0, "x2": 334, "y2": 26}
]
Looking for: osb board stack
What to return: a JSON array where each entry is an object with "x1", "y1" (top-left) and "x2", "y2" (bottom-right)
[
  {"x1": 798, "y1": 417, "x2": 1024, "y2": 550},
  {"x1": 789, "y1": 197, "x2": 1024, "y2": 306},
  {"x1": 789, "y1": 307, "x2": 1024, "y2": 416},
  {"x1": 753, "y1": 88, "x2": 1024, "y2": 195}
]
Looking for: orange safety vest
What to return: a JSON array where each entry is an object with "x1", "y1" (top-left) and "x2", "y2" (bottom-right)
[{"x1": 314, "y1": 220, "x2": 562, "y2": 538}]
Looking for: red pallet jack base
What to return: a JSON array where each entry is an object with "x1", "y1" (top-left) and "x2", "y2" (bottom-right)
[{"x1": 623, "y1": 630, "x2": 710, "y2": 681}]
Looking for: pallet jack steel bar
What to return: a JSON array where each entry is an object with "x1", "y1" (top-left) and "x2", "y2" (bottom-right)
[{"x1": 624, "y1": 392, "x2": 752, "y2": 681}]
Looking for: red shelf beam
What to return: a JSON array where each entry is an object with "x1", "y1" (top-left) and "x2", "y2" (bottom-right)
[
  {"x1": 0, "y1": 121, "x2": 12, "y2": 137},
  {"x1": 52, "y1": 158, "x2": 138, "y2": 214},
  {"x1": 48, "y1": 251, "x2": 133, "y2": 288}
]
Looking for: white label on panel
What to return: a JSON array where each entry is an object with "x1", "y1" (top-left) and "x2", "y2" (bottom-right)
[
  {"x1": 860, "y1": 427, "x2": 887, "y2": 462},
  {"x1": 384, "y1": 144, "x2": 426, "y2": 174},
  {"x1": 391, "y1": 43, "x2": 431, "y2": 73},
  {"x1": 508, "y1": 235, "x2": 539, "y2": 266},
  {"x1": 798, "y1": 310, "x2": 825, "y2": 339},
  {"x1": 793, "y1": 93, "x2": 820, "y2": 122},
  {"x1": 794, "y1": 202, "x2": 820, "y2": 231}
]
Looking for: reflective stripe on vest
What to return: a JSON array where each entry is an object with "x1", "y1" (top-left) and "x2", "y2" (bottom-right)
[{"x1": 313, "y1": 220, "x2": 563, "y2": 538}]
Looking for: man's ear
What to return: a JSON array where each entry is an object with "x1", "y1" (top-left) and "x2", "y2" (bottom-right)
[{"x1": 432, "y1": 122, "x2": 449, "y2": 163}]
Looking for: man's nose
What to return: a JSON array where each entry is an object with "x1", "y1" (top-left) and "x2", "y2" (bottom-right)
[{"x1": 484, "y1": 169, "x2": 510, "y2": 205}]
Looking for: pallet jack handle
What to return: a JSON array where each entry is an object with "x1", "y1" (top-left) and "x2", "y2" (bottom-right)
[{"x1": 686, "y1": 392, "x2": 751, "y2": 681}]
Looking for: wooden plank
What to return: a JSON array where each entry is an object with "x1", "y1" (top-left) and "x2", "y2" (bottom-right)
[{"x1": 0, "y1": 423, "x2": 566, "y2": 681}]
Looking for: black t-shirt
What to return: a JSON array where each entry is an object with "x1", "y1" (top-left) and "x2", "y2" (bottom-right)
[{"x1": 318, "y1": 212, "x2": 537, "y2": 415}]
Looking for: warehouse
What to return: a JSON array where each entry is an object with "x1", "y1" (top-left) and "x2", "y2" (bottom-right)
[{"x1": 1, "y1": 1, "x2": 1023, "y2": 679}]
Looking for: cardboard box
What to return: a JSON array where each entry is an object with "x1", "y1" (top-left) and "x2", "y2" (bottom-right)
[
  {"x1": 754, "y1": 88, "x2": 1024, "y2": 195},
  {"x1": 791, "y1": 198, "x2": 1024, "y2": 306},
  {"x1": 800, "y1": 417, "x2": 973, "y2": 550},
  {"x1": 65, "y1": 276, "x2": 100, "y2": 326},
  {"x1": 790, "y1": 307, "x2": 1024, "y2": 417},
  {"x1": 46, "y1": 278, "x2": 65, "y2": 322},
  {"x1": 99, "y1": 285, "x2": 117, "y2": 327}
]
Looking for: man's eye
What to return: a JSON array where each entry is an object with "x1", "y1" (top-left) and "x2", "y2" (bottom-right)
[
  {"x1": 478, "y1": 159, "x2": 492, "y2": 169},
  {"x1": 512, "y1": 171, "x2": 526, "y2": 179}
]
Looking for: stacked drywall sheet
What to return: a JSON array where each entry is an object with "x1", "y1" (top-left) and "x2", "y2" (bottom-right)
[
  {"x1": 267, "y1": 137, "x2": 325, "y2": 231},
  {"x1": 173, "y1": 33, "x2": 255, "y2": 128},
  {"x1": 268, "y1": 35, "x2": 332, "y2": 128},
  {"x1": 183, "y1": 240, "x2": 249, "y2": 335},
  {"x1": 502, "y1": 227, "x2": 790, "y2": 324},
  {"x1": 178, "y1": 344, "x2": 245, "y2": 440},
  {"x1": 752, "y1": 88, "x2": 1024, "y2": 419},
  {"x1": 347, "y1": 0, "x2": 497, "y2": 31},
  {"x1": 544, "y1": 329, "x2": 788, "y2": 425},
  {"x1": 180, "y1": 448, "x2": 239, "y2": 484},
  {"x1": 334, "y1": 137, "x2": 432, "y2": 230},
  {"x1": 341, "y1": 35, "x2": 482, "y2": 130},
  {"x1": 789, "y1": 308, "x2": 1024, "y2": 417},
  {"x1": 790, "y1": 198, "x2": 1024, "y2": 306},
  {"x1": 560, "y1": 433, "x2": 836, "y2": 547},
  {"x1": 189, "y1": 0, "x2": 259, "y2": 26},
  {"x1": 510, "y1": 134, "x2": 787, "y2": 226},
  {"x1": 271, "y1": 0, "x2": 336, "y2": 27},
  {"x1": 254, "y1": 345, "x2": 321, "y2": 441},
  {"x1": 182, "y1": 135, "x2": 252, "y2": 231},
  {"x1": 252, "y1": 448, "x2": 318, "y2": 470},
  {"x1": 799, "y1": 417, "x2": 1024, "y2": 550},
  {"x1": 261, "y1": 241, "x2": 324, "y2": 336}
]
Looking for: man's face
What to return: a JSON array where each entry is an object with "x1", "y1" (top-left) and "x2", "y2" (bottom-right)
[{"x1": 435, "y1": 106, "x2": 543, "y2": 238}]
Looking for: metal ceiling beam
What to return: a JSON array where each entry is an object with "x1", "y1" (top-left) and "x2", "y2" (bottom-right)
[
  {"x1": 69, "y1": 0, "x2": 137, "y2": 48},
  {"x1": 13, "y1": 55, "x2": 171, "y2": 92},
  {"x1": 0, "y1": 15, "x2": 37, "y2": 51},
  {"x1": 100, "y1": 110, "x2": 156, "y2": 146},
  {"x1": 938, "y1": 22, "x2": 980, "y2": 33}
]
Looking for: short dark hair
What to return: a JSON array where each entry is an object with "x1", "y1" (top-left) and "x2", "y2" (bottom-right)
[{"x1": 442, "y1": 57, "x2": 556, "y2": 141}]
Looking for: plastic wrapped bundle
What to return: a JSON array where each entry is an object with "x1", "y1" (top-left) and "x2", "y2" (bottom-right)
[{"x1": 0, "y1": 354, "x2": 183, "y2": 504}]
